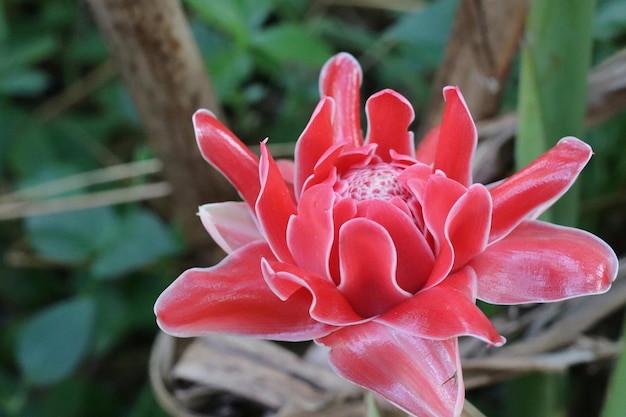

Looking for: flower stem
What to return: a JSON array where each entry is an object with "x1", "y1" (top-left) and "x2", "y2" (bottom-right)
[{"x1": 599, "y1": 311, "x2": 626, "y2": 417}]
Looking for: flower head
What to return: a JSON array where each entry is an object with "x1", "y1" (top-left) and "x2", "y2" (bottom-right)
[{"x1": 155, "y1": 53, "x2": 618, "y2": 417}]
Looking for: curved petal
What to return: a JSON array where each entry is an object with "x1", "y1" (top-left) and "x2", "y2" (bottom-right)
[
  {"x1": 319, "y1": 52, "x2": 363, "y2": 147},
  {"x1": 398, "y1": 162, "x2": 434, "y2": 206},
  {"x1": 155, "y1": 241, "x2": 334, "y2": 341},
  {"x1": 193, "y1": 110, "x2": 260, "y2": 209},
  {"x1": 425, "y1": 183, "x2": 491, "y2": 290},
  {"x1": 262, "y1": 259, "x2": 365, "y2": 325},
  {"x1": 256, "y1": 142, "x2": 297, "y2": 263},
  {"x1": 415, "y1": 125, "x2": 440, "y2": 165},
  {"x1": 422, "y1": 174, "x2": 466, "y2": 254},
  {"x1": 329, "y1": 197, "x2": 357, "y2": 284},
  {"x1": 377, "y1": 267, "x2": 505, "y2": 346},
  {"x1": 286, "y1": 184, "x2": 335, "y2": 280},
  {"x1": 472, "y1": 220, "x2": 618, "y2": 304},
  {"x1": 337, "y1": 218, "x2": 411, "y2": 318},
  {"x1": 365, "y1": 89, "x2": 415, "y2": 161},
  {"x1": 434, "y1": 87, "x2": 477, "y2": 187},
  {"x1": 489, "y1": 137, "x2": 592, "y2": 242},
  {"x1": 199, "y1": 202, "x2": 263, "y2": 254},
  {"x1": 294, "y1": 97, "x2": 336, "y2": 200},
  {"x1": 360, "y1": 200, "x2": 434, "y2": 293},
  {"x1": 318, "y1": 322, "x2": 464, "y2": 417}
]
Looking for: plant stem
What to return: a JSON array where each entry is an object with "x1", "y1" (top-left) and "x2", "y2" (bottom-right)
[{"x1": 516, "y1": 0, "x2": 596, "y2": 226}]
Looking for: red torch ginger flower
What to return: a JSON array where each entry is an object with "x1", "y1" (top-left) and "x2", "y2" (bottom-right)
[{"x1": 155, "y1": 53, "x2": 618, "y2": 417}]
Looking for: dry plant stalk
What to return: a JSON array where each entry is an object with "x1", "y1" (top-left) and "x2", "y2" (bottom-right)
[
  {"x1": 420, "y1": 0, "x2": 528, "y2": 134},
  {"x1": 86, "y1": 0, "x2": 236, "y2": 248}
]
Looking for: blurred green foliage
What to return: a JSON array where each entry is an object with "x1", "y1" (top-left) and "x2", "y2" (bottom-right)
[{"x1": 0, "y1": 0, "x2": 625, "y2": 416}]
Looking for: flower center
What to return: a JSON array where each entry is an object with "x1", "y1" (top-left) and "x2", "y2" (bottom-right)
[{"x1": 337, "y1": 163, "x2": 410, "y2": 202}]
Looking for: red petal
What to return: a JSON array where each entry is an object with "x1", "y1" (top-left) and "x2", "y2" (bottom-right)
[
  {"x1": 301, "y1": 143, "x2": 344, "y2": 192},
  {"x1": 155, "y1": 242, "x2": 334, "y2": 341},
  {"x1": 329, "y1": 198, "x2": 357, "y2": 284},
  {"x1": 199, "y1": 202, "x2": 262, "y2": 254},
  {"x1": 472, "y1": 220, "x2": 618, "y2": 304},
  {"x1": 489, "y1": 137, "x2": 592, "y2": 242},
  {"x1": 338, "y1": 218, "x2": 411, "y2": 318},
  {"x1": 319, "y1": 53, "x2": 363, "y2": 147},
  {"x1": 294, "y1": 97, "x2": 335, "y2": 200},
  {"x1": 262, "y1": 259, "x2": 364, "y2": 325},
  {"x1": 193, "y1": 110, "x2": 260, "y2": 209},
  {"x1": 365, "y1": 89, "x2": 415, "y2": 161},
  {"x1": 434, "y1": 87, "x2": 477, "y2": 187},
  {"x1": 415, "y1": 125, "x2": 440, "y2": 165},
  {"x1": 422, "y1": 174, "x2": 466, "y2": 254},
  {"x1": 286, "y1": 184, "x2": 335, "y2": 280},
  {"x1": 360, "y1": 200, "x2": 434, "y2": 293},
  {"x1": 425, "y1": 183, "x2": 491, "y2": 290},
  {"x1": 378, "y1": 267, "x2": 505, "y2": 345},
  {"x1": 447, "y1": 184, "x2": 492, "y2": 270},
  {"x1": 256, "y1": 142, "x2": 297, "y2": 263},
  {"x1": 318, "y1": 322, "x2": 464, "y2": 417}
]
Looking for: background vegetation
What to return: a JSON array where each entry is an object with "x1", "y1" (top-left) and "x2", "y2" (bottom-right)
[{"x1": 1, "y1": 0, "x2": 626, "y2": 416}]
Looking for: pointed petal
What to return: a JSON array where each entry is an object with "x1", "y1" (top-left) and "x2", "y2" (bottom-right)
[
  {"x1": 294, "y1": 97, "x2": 336, "y2": 200},
  {"x1": 301, "y1": 142, "x2": 344, "y2": 192},
  {"x1": 319, "y1": 53, "x2": 363, "y2": 147},
  {"x1": 155, "y1": 242, "x2": 334, "y2": 341},
  {"x1": 415, "y1": 126, "x2": 440, "y2": 165},
  {"x1": 434, "y1": 87, "x2": 477, "y2": 187},
  {"x1": 472, "y1": 220, "x2": 618, "y2": 304},
  {"x1": 318, "y1": 322, "x2": 464, "y2": 417},
  {"x1": 360, "y1": 200, "x2": 434, "y2": 293},
  {"x1": 193, "y1": 110, "x2": 260, "y2": 209},
  {"x1": 377, "y1": 267, "x2": 505, "y2": 345},
  {"x1": 199, "y1": 202, "x2": 263, "y2": 254},
  {"x1": 286, "y1": 184, "x2": 335, "y2": 280},
  {"x1": 337, "y1": 218, "x2": 411, "y2": 318},
  {"x1": 365, "y1": 89, "x2": 415, "y2": 161},
  {"x1": 262, "y1": 259, "x2": 364, "y2": 325},
  {"x1": 256, "y1": 142, "x2": 296, "y2": 263},
  {"x1": 489, "y1": 137, "x2": 592, "y2": 242}
]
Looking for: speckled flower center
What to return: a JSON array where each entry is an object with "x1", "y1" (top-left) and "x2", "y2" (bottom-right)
[{"x1": 338, "y1": 163, "x2": 410, "y2": 201}]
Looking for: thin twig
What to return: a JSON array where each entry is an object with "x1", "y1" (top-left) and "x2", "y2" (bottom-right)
[
  {"x1": 34, "y1": 60, "x2": 117, "y2": 122},
  {"x1": 0, "y1": 182, "x2": 171, "y2": 220},
  {"x1": 0, "y1": 159, "x2": 163, "y2": 203}
]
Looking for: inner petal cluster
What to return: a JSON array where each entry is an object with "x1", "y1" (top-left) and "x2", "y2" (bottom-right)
[{"x1": 336, "y1": 163, "x2": 410, "y2": 202}]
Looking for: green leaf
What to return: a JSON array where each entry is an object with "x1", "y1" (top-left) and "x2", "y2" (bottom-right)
[
  {"x1": 90, "y1": 209, "x2": 178, "y2": 280},
  {"x1": 184, "y1": 0, "x2": 250, "y2": 45},
  {"x1": 594, "y1": 0, "x2": 626, "y2": 40},
  {"x1": 0, "y1": 35, "x2": 58, "y2": 73},
  {"x1": 252, "y1": 23, "x2": 331, "y2": 66},
  {"x1": 26, "y1": 207, "x2": 117, "y2": 264},
  {"x1": 0, "y1": 70, "x2": 50, "y2": 96},
  {"x1": 208, "y1": 45, "x2": 255, "y2": 101},
  {"x1": 16, "y1": 297, "x2": 96, "y2": 386},
  {"x1": 385, "y1": 0, "x2": 457, "y2": 46}
]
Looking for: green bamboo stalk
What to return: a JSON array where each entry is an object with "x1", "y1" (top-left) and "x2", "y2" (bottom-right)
[
  {"x1": 600, "y1": 311, "x2": 626, "y2": 417},
  {"x1": 516, "y1": 0, "x2": 596, "y2": 226},
  {"x1": 513, "y1": 1, "x2": 596, "y2": 415}
]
